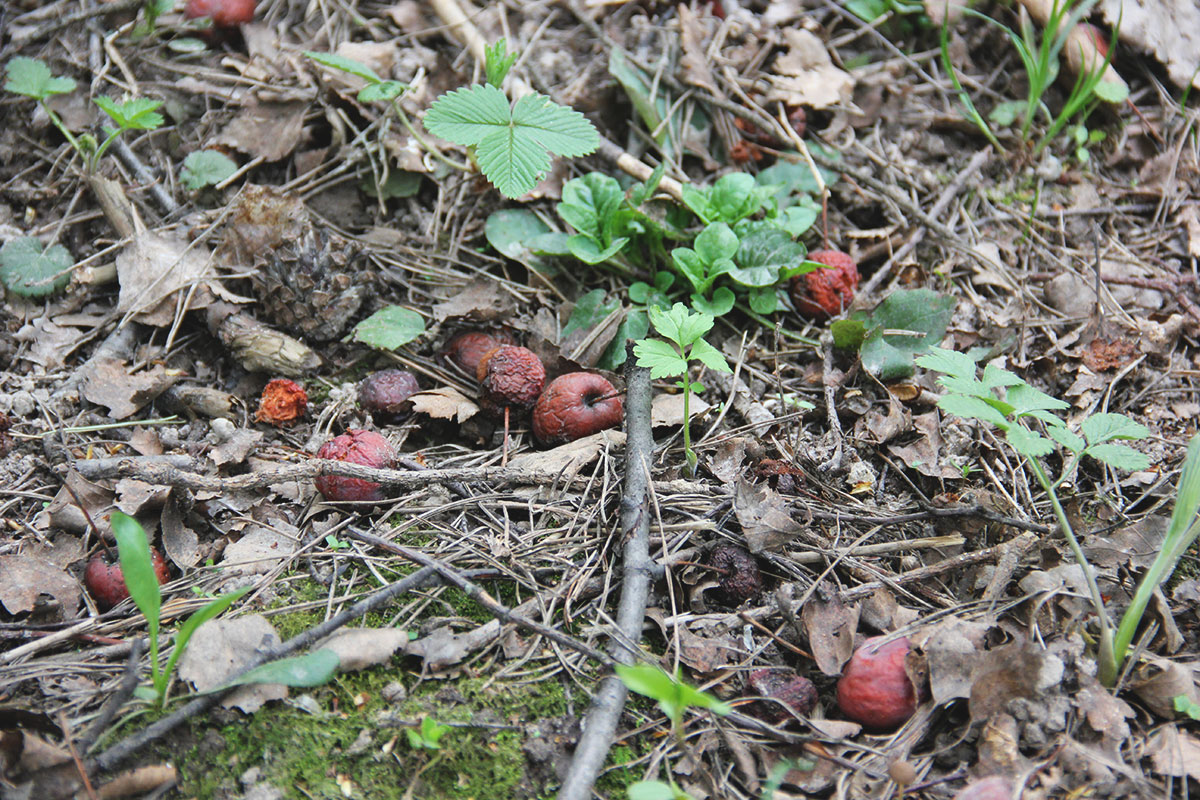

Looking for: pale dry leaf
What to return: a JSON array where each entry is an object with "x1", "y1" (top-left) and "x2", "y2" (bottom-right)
[
  {"x1": 409, "y1": 386, "x2": 479, "y2": 423},
  {"x1": 209, "y1": 427, "x2": 263, "y2": 467},
  {"x1": 116, "y1": 232, "x2": 214, "y2": 326},
  {"x1": 1098, "y1": 0, "x2": 1200, "y2": 91},
  {"x1": 651, "y1": 392, "x2": 711, "y2": 427},
  {"x1": 0, "y1": 553, "x2": 80, "y2": 616},
  {"x1": 920, "y1": 618, "x2": 989, "y2": 704},
  {"x1": 1130, "y1": 658, "x2": 1200, "y2": 720},
  {"x1": 800, "y1": 597, "x2": 859, "y2": 676},
  {"x1": 115, "y1": 479, "x2": 171, "y2": 516},
  {"x1": 215, "y1": 101, "x2": 308, "y2": 162},
  {"x1": 319, "y1": 628, "x2": 411, "y2": 671},
  {"x1": 81, "y1": 359, "x2": 177, "y2": 420},
  {"x1": 12, "y1": 316, "x2": 84, "y2": 370},
  {"x1": 406, "y1": 620, "x2": 502, "y2": 670},
  {"x1": 431, "y1": 278, "x2": 516, "y2": 322},
  {"x1": 733, "y1": 479, "x2": 807, "y2": 554},
  {"x1": 177, "y1": 615, "x2": 288, "y2": 713},
  {"x1": 1148, "y1": 726, "x2": 1200, "y2": 781},
  {"x1": 161, "y1": 495, "x2": 202, "y2": 568},
  {"x1": 766, "y1": 29, "x2": 854, "y2": 109},
  {"x1": 221, "y1": 518, "x2": 300, "y2": 575},
  {"x1": 507, "y1": 429, "x2": 625, "y2": 476}
]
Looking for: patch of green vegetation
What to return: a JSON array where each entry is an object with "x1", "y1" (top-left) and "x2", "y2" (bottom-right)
[{"x1": 597, "y1": 743, "x2": 644, "y2": 796}]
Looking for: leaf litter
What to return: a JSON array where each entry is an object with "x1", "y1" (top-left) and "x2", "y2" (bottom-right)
[{"x1": 1, "y1": 0, "x2": 1199, "y2": 798}]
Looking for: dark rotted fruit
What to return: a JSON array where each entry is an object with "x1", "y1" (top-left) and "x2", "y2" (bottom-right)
[
  {"x1": 791, "y1": 249, "x2": 860, "y2": 319},
  {"x1": 255, "y1": 378, "x2": 308, "y2": 425},
  {"x1": 84, "y1": 548, "x2": 169, "y2": 610},
  {"x1": 836, "y1": 635, "x2": 922, "y2": 730},
  {"x1": 746, "y1": 668, "x2": 817, "y2": 723},
  {"x1": 358, "y1": 369, "x2": 420, "y2": 423},
  {"x1": 314, "y1": 429, "x2": 396, "y2": 503},
  {"x1": 184, "y1": 0, "x2": 255, "y2": 26},
  {"x1": 477, "y1": 345, "x2": 545, "y2": 417},
  {"x1": 952, "y1": 776, "x2": 1015, "y2": 800},
  {"x1": 443, "y1": 330, "x2": 517, "y2": 376},
  {"x1": 532, "y1": 372, "x2": 623, "y2": 445},
  {"x1": 705, "y1": 542, "x2": 763, "y2": 605}
]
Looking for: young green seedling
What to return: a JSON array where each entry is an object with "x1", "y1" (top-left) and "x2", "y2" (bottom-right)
[
  {"x1": 914, "y1": 346, "x2": 1169, "y2": 686},
  {"x1": 633, "y1": 303, "x2": 731, "y2": 476},
  {"x1": 406, "y1": 716, "x2": 451, "y2": 750}
]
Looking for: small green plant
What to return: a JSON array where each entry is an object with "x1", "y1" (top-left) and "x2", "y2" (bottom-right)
[
  {"x1": 916, "y1": 348, "x2": 1200, "y2": 686},
  {"x1": 830, "y1": 288, "x2": 957, "y2": 380},
  {"x1": 633, "y1": 303, "x2": 731, "y2": 475},
  {"x1": 1174, "y1": 694, "x2": 1200, "y2": 721},
  {"x1": 0, "y1": 236, "x2": 73, "y2": 298},
  {"x1": 406, "y1": 716, "x2": 451, "y2": 750},
  {"x1": 940, "y1": 0, "x2": 1127, "y2": 156},
  {"x1": 179, "y1": 150, "x2": 238, "y2": 190},
  {"x1": 616, "y1": 663, "x2": 731, "y2": 800}
]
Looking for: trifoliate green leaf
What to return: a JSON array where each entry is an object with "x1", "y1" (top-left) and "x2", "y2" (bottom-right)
[
  {"x1": 689, "y1": 338, "x2": 731, "y2": 373},
  {"x1": 632, "y1": 338, "x2": 687, "y2": 379},
  {"x1": 1081, "y1": 413, "x2": 1150, "y2": 445},
  {"x1": 1085, "y1": 443, "x2": 1150, "y2": 472},
  {"x1": 94, "y1": 96, "x2": 164, "y2": 130},
  {"x1": 179, "y1": 150, "x2": 238, "y2": 190},
  {"x1": 0, "y1": 236, "x2": 72, "y2": 297},
  {"x1": 4, "y1": 57, "x2": 75, "y2": 100}
]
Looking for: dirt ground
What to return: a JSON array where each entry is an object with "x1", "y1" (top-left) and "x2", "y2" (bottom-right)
[{"x1": 2, "y1": 0, "x2": 1200, "y2": 798}]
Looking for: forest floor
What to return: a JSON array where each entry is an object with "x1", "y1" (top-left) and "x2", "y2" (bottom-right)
[{"x1": 2, "y1": 0, "x2": 1200, "y2": 798}]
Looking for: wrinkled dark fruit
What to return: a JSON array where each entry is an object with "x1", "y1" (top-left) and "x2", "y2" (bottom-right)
[
  {"x1": 952, "y1": 776, "x2": 1015, "y2": 800},
  {"x1": 184, "y1": 0, "x2": 255, "y2": 26},
  {"x1": 754, "y1": 458, "x2": 806, "y2": 494},
  {"x1": 255, "y1": 378, "x2": 308, "y2": 425},
  {"x1": 477, "y1": 345, "x2": 545, "y2": 417},
  {"x1": 705, "y1": 542, "x2": 763, "y2": 605},
  {"x1": 358, "y1": 369, "x2": 420, "y2": 422},
  {"x1": 532, "y1": 373, "x2": 623, "y2": 445},
  {"x1": 84, "y1": 548, "x2": 169, "y2": 610},
  {"x1": 836, "y1": 635, "x2": 921, "y2": 730},
  {"x1": 746, "y1": 668, "x2": 817, "y2": 723},
  {"x1": 443, "y1": 330, "x2": 517, "y2": 376},
  {"x1": 791, "y1": 249, "x2": 860, "y2": 319},
  {"x1": 314, "y1": 429, "x2": 396, "y2": 503}
]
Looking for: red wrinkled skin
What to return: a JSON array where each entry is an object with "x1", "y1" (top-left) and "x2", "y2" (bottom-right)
[
  {"x1": 532, "y1": 373, "x2": 622, "y2": 445},
  {"x1": 477, "y1": 345, "x2": 545, "y2": 415},
  {"x1": 85, "y1": 548, "x2": 169, "y2": 610},
  {"x1": 314, "y1": 429, "x2": 396, "y2": 503},
  {"x1": 746, "y1": 668, "x2": 817, "y2": 723},
  {"x1": 255, "y1": 378, "x2": 308, "y2": 426},
  {"x1": 791, "y1": 249, "x2": 859, "y2": 319},
  {"x1": 952, "y1": 776, "x2": 1015, "y2": 800},
  {"x1": 184, "y1": 0, "x2": 255, "y2": 26},
  {"x1": 358, "y1": 370, "x2": 419, "y2": 422},
  {"x1": 443, "y1": 330, "x2": 517, "y2": 376},
  {"x1": 836, "y1": 635, "x2": 921, "y2": 730}
]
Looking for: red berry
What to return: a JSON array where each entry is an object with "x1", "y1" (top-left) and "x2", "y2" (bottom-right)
[
  {"x1": 84, "y1": 548, "x2": 169, "y2": 610},
  {"x1": 746, "y1": 668, "x2": 817, "y2": 723},
  {"x1": 836, "y1": 635, "x2": 922, "y2": 730},
  {"x1": 314, "y1": 429, "x2": 396, "y2": 503},
  {"x1": 952, "y1": 776, "x2": 1014, "y2": 800},
  {"x1": 791, "y1": 249, "x2": 860, "y2": 319},
  {"x1": 477, "y1": 345, "x2": 545, "y2": 417},
  {"x1": 358, "y1": 369, "x2": 420, "y2": 423},
  {"x1": 442, "y1": 330, "x2": 516, "y2": 376},
  {"x1": 184, "y1": 0, "x2": 255, "y2": 26},
  {"x1": 532, "y1": 373, "x2": 623, "y2": 445},
  {"x1": 255, "y1": 378, "x2": 308, "y2": 426}
]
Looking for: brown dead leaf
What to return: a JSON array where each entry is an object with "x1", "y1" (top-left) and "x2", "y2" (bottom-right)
[
  {"x1": 0, "y1": 553, "x2": 80, "y2": 616},
  {"x1": 1130, "y1": 658, "x2": 1200, "y2": 720},
  {"x1": 431, "y1": 278, "x2": 516, "y2": 322},
  {"x1": 1147, "y1": 726, "x2": 1200, "y2": 782},
  {"x1": 34, "y1": 471, "x2": 113, "y2": 535},
  {"x1": 221, "y1": 517, "x2": 300, "y2": 575},
  {"x1": 919, "y1": 618, "x2": 989, "y2": 704},
  {"x1": 888, "y1": 411, "x2": 961, "y2": 479},
  {"x1": 507, "y1": 430, "x2": 625, "y2": 476},
  {"x1": 81, "y1": 359, "x2": 177, "y2": 420},
  {"x1": 208, "y1": 425, "x2": 263, "y2": 467},
  {"x1": 405, "y1": 621, "x2": 501, "y2": 670},
  {"x1": 1076, "y1": 684, "x2": 1134, "y2": 749},
  {"x1": 968, "y1": 639, "x2": 1052, "y2": 724},
  {"x1": 161, "y1": 494, "x2": 202, "y2": 569},
  {"x1": 177, "y1": 615, "x2": 287, "y2": 713},
  {"x1": 410, "y1": 387, "x2": 479, "y2": 423},
  {"x1": 12, "y1": 316, "x2": 84, "y2": 370},
  {"x1": 116, "y1": 232, "x2": 214, "y2": 326},
  {"x1": 319, "y1": 628, "x2": 411, "y2": 671},
  {"x1": 734, "y1": 479, "x2": 808, "y2": 554},
  {"x1": 215, "y1": 101, "x2": 307, "y2": 162},
  {"x1": 766, "y1": 29, "x2": 854, "y2": 110},
  {"x1": 651, "y1": 392, "x2": 711, "y2": 427},
  {"x1": 800, "y1": 595, "x2": 859, "y2": 676},
  {"x1": 114, "y1": 479, "x2": 170, "y2": 516}
]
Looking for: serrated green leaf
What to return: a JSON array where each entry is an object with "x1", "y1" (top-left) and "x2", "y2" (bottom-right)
[
  {"x1": 0, "y1": 236, "x2": 72, "y2": 297},
  {"x1": 1006, "y1": 426, "x2": 1056, "y2": 458},
  {"x1": 350, "y1": 306, "x2": 425, "y2": 350},
  {"x1": 981, "y1": 363, "x2": 1022, "y2": 389},
  {"x1": 689, "y1": 338, "x2": 731, "y2": 373},
  {"x1": 474, "y1": 124, "x2": 552, "y2": 199},
  {"x1": 4, "y1": 57, "x2": 75, "y2": 100},
  {"x1": 359, "y1": 81, "x2": 407, "y2": 103},
  {"x1": 1081, "y1": 413, "x2": 1149, "y2": 445},
  {"x1": 509, "y1": 92, "x2": 600, "y2": 156},
  {"x1": 94, "y1": 96, "x2": 163, "y2": 130},
  {"x1": 223, "y1": 649, "x2": 340, "y2": 689},
  {"x1": 633, "y1": 338, "x2": 687, "y2": 379},
  {"x1": 485, "y1": 39, "x2": 517, "y2": 88},
  {"x1": 915, "y1": 346, "x2": 980, "y2": 380},
  {"x1": 423, "y1": 84, "x2": 512, "y2": 145},
  {"x1": 304, "y1": 51, "x2": 384, "y2": 83},
  {"x1": 179, "y1": 150, "x2": 237, "y2": 190},
  {"x1": 937, "y1": 394, "x2": 1010, "y2": 428},
  {"x1": 1007, "y1": 383, "x2": 1070, "y2": 416},
  {"x1": 1085, "y1": 443, "x2": 1151, "y2": 472},
  {"x1": 1047, "y1": 425, "x2": 1086, "y2": 453}
]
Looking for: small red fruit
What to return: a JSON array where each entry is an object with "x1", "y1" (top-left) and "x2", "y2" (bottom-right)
[
  {"x1": 443, "y1": 330, "x2": 517, "y2": 377},
  {"x1": 532, "y1": 373, "x2": 623, "y2": 445},
  {"x1": 84, "y1": 548, "x2": 169, "y2": 610},
  {"x1": 746, "y1": 668, "x2": 817, "y2": 723},
  {"x1": 255, "y1": 378, "x2": 308, "y2": 426},
  {"x1": 477, "y1": 345, "x2": 545, "y2": 417},
  {"x1": 184, "y1": 0, "x2": 256, "y2": 26},
  {"x1": 791, "y1": 249, "x2": 860, "y2": 319},
  {"x1": 358, "y1": 369, "x2": 420, "y2": 423},
  {"x1": 952, "y1": 776, "x2": 1014, "y2": 800},
  {"x1": 314, "y1": 429, "x2": 396, "y2": 503},
  {"x1": 836, "y1": 635, "x2": 922, "y2": 730}
]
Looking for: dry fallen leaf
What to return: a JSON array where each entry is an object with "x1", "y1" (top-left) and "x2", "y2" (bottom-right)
[
  {"x1": 319, "y1": 627, "x2": 411, "y2": 671},
  {"x1": 177, "y1": 615, "x2": 288, "y2": 713},
  {"x1": 81, "y1": 359, "x2": 177, "y2": 420},
  {"x1": 410, "y1": 386, "x2": 479, "y2": 423},
  {"x1": 766, "y1": 29, "x2": 855, "y2": 110}
]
